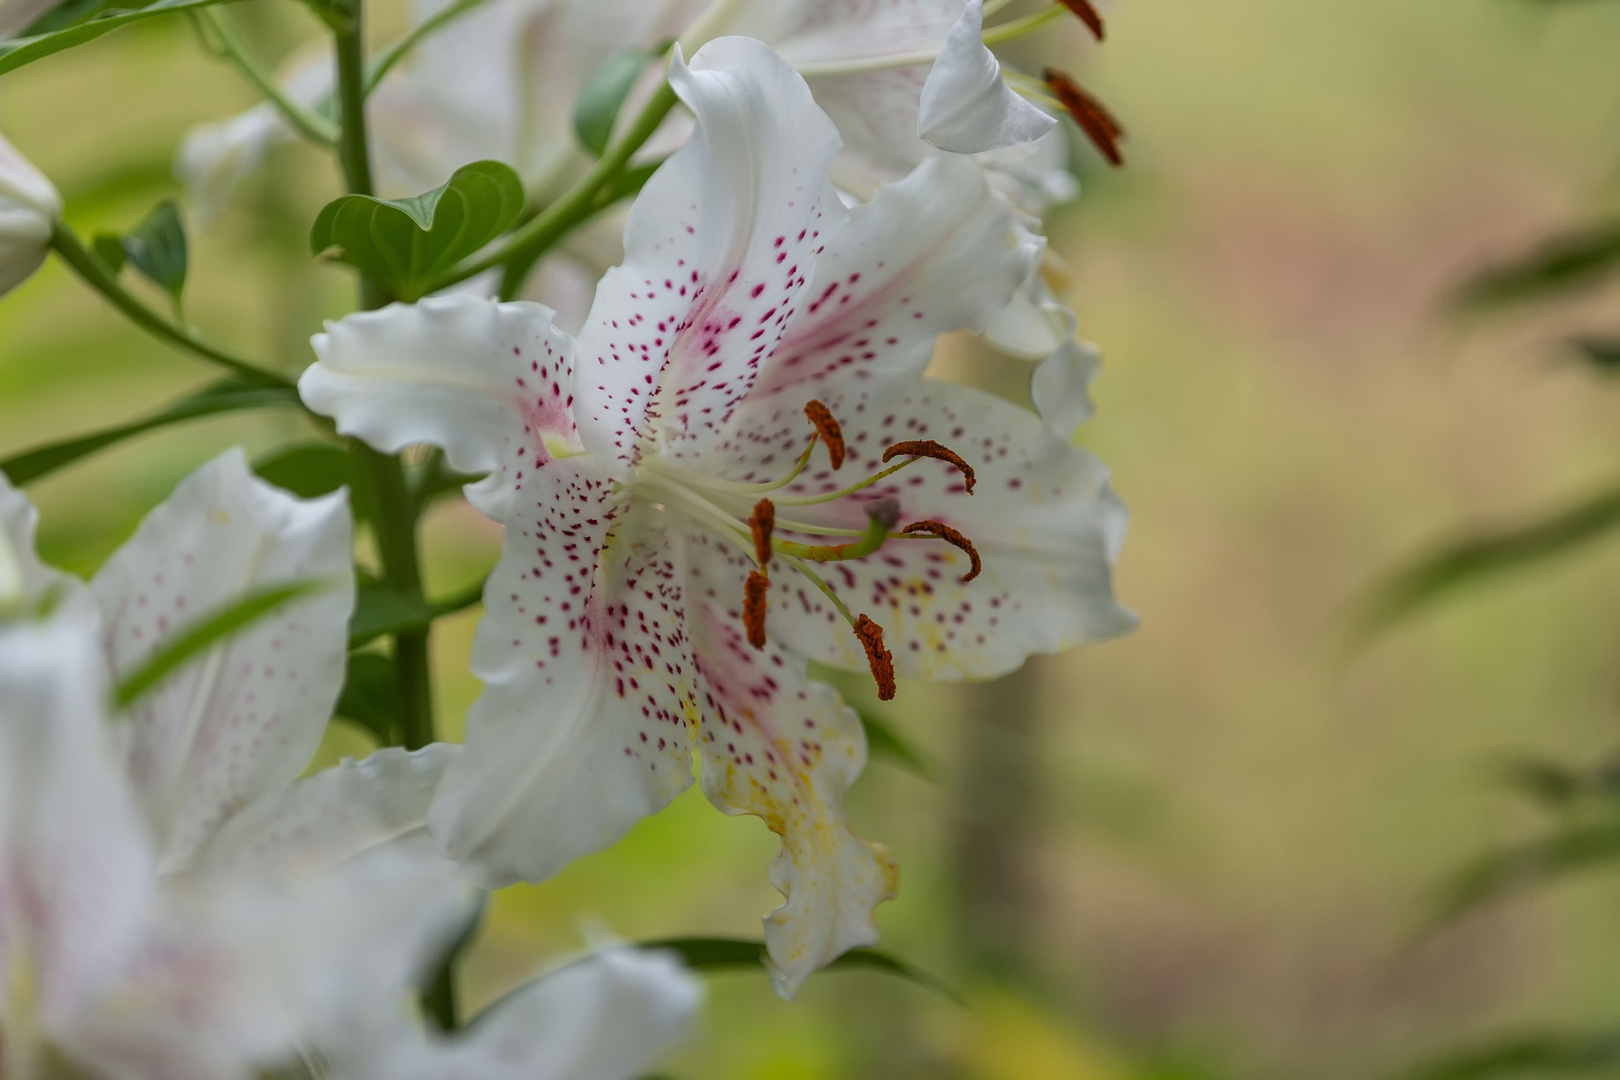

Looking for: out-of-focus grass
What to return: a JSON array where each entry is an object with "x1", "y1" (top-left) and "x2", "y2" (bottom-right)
[{"x1": 9, "y1": 1, "x2": 1620, "y2": 1078}]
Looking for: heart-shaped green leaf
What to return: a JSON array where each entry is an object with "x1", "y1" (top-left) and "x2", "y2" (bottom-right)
[
  {"x1": 310, "y1": 160, "x2": 524, "y2": 301},
  {"x1": 122, "y1": 199, "x2": 188, "y2": 306}
]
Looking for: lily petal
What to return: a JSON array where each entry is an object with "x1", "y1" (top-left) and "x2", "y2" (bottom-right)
[
  {"x1": 721, "y1": 378, "x2": 1135, "y2": 681},
  {"x1": 0, "y1": 469, "x2": 85, "y2": 613},
  {"x1": 746, "y1": 153, "x2": 1041, "y2": 403},
  {"x1": 303, "y1": 296, "x2": 579, "y2": 522},
  {"x1": 430, "y1": 463, "x2": 700, "y2": 886},
  {"x1": 572, "y1": 37, "x2": 845, "y2": 462},
  {"x1": 1030, "y1": 337, "x2": 1103, "y2": 442},
  {"x1": 189, "y1": 745, "x2": 458, "y2": 880},
  {"x1": 0, "y1": 608, "x2": 153, "y2": 1029},
  {"x1": 685, "y1": 597, "x2": 897, "y2": 998},
  {"x1": 90, "y1": 449, "x2": 355, "y2": 874},
  {"x1": 353, "y1": 946, "x2": 700, "y2": 1080},
  {"x1": 918, "y1": 0, "x2": 1057, "y2": 153},
  {"x1": 77, "y1": 848, "x2": 469, "y2": 1080}
]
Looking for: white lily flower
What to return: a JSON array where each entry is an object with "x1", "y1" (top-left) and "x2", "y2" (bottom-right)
[
  {"x1": 0, "y1": 130, "x2": 57, "y2": 300},
  {"x1": 0, "y1": 453, "x2": 702, "y2": 1078},
  {"x1": 302, "y1": 38, "x2": 1133, "y2": 997},
  {"x1": 0, "y1": 607, "x2": 470, "y2": 1080}
]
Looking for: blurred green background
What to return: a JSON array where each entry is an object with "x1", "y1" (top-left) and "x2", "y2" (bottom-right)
[{"x1": 10, "y1": 0, "x2": 1620, "y2": 1077}]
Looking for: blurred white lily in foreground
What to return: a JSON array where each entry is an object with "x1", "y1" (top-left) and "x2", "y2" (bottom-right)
[
  {"x1": 301, "y1": 38, "x2": 1134, "y2": 998},
  {"x1": 0, "y1": 452, "x2": 699, "y2": 1078}
]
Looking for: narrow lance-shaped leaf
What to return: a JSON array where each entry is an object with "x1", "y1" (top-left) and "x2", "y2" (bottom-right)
[
  {"x1": 574, "y1": 44, "x2": 666, "y2": 156},
  {"x1": 1569, "y1": 337, "x2": 1620, "y2": 376},
  {"x1": 1401, "y1": 1030, "x2": 1620, "y2": 1080},
  {"x1": 1423, "y1": 821, "x2": 1620, "y2": 932},
  {"x1": 0, "y1": 379, "x2": 300, "y2": 486},
  {"x1": 0, "y1": 0, "x2": 248, "y2": 77},
  {"x1": 636, "y1": 937, "x2": 964, "y2": 1005},
  {"x1": 349, "y1": 577, "x2": 485, "y2": 649},
  {"x1": 858, "y1": 708, "x2": 937, "y2": 780},
  {"x1": 310, "y1": 160, "x2": 524, "y2": 301},
  {"x1": 115, "y1": 578, "x2": 330, "y2": 708},
  {"x1": 1351, "y1": 482, "x2": 1620, "y2": 640},
  {"x1": 1455, "y1": 222, "x2": 1620, "y2": 310}
]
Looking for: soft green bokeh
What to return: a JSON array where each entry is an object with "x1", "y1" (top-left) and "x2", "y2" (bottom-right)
[{"x1": 7, "y1": 1, "x2": 1620, "y2": 1077}]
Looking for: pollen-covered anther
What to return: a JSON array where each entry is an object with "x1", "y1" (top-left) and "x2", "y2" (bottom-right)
[
  {"x1": 803, "y1": 399, "x2": 846, "y2": 470},
  {"x1": 744, "y1": 570, "x2": 770, "y2": 650},
  {"x1": 902, "y1": 520, "x2": 982, "y2": 583},
  {"x1": 1058, "y1": 0, "x2": 1105, "y2": 40},
  {"x1": 854, "y1": 614, "x2": 897, "y2": 701},
  {"x1": 1042, "y1": 68, "x2": 1125, "y2": 167},
  {"x1": 750, "y1": 498, "x2": 775, "y2": 568},
  {"x1": 881, "y1": 440, "x2": 977, "y2": 494}
]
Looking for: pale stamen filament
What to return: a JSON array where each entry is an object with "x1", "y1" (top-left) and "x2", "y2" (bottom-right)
[
  {"x1": 651, "y1": 435, "x2": 820, "y2": 497},
  {"x1": 778, "y1": 553, "x2": 860, "y2": 629},
  {"x1": 770, "y1": 455, "x2": 926, "y2": 507}
]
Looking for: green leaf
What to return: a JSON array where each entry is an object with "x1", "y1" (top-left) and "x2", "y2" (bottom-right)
[
  {"x1": 1401, "y1": 1031, "x2": 1620, "y2": 1080},
  {"x1": 335, "y1": 651, "x2": 397, "y2": 745},
  {"x1": 349, "y1": 578, "x2": 484, "y2": 649},
  {"x1": 0, "y1": 0, "x2": 245, "y2": 76},
  {"x1": 253, "y1": 442, "x2": 351, "y2": 500},
  {"x1": 1425, "y1": 821, "x2": 1620, "y2": 930},
  {"x1": 310, "y1": 160, "x2": 524, "y2": 301},
  {"x1": 1570, "y1": 337, "x2": 1620, "y2": 376},
  {"x1": 858, "y1": 709, "x2": 936, "y2": 780},
  {"x1": 638, "y1": 937, "x2": 964, "y2": 1004},
  {"x1": 1351, "y1": 482, "x2": 1620, "y2": 639},
  {"x1": 574, "y1": 45, "x2": 659, "y2": 156},
  {"x1": 349, "y1": 585, "x2": 433, "y2": 650},
  {"x1": 1455, "y1": 222, "x2": 1620, "y2": 310},
  {"x1": 115, "y1": 579, "x2": 329, "y2": 708},
  {"x1": 121, "y1": 200, "x2": 187, "y2": 306},
  {"x1": 92, "y1": 232, "x2": 126, "y2": 272},
  {"x1": 0, "y1": 380, "x2": 299, "y2": 486}
]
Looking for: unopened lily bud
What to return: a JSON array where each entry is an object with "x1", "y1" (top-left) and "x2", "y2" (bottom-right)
[{"x1": 0, "y1": 131, "x2": 58, "y2": 298}]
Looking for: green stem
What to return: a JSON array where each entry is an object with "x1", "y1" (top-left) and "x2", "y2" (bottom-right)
[
  {"x1": 200, "y1": 8, "x2": 337, "y2": 145},
  {"x1": 433, "y1": 77, "x2": 679, "y2": 296},
  {"x1": 48, "y1": 222, "x2": 294, "y2": 389},
  {"x1": 332, "y1": 7, "x2": 437, "y2": 758}
]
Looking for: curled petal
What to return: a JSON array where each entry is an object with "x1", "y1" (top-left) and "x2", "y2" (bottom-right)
[
  {"x1": 90, "y1": 449, "x2": 355, "y2": 874},
  {"x1": 1030, "y1": 337, "x2": 1103, "y2": 442},
  {"x1": 302, "y1": 295, "x2": 579, "y2": 523},
  {"x1": 687, "y1": 598, "x2": 897, "y2": 998},
  {"x1": 918, "y1": 0, "x2": 1057, "y2": 153}
]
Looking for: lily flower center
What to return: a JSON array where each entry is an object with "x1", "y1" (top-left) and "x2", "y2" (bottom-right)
[{"x1": 626, "y1": 400, "x2": 982, "y2": 701}]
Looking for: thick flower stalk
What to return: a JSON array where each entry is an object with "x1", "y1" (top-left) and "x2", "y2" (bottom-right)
[
  {"x1": 0, "y1": 454, "x2": 701, "y2": 1077},
  {"x1": 302, "y1": 37, "x2": 1133, "y2": 996}
]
